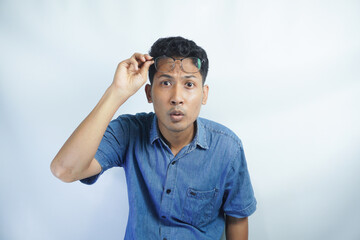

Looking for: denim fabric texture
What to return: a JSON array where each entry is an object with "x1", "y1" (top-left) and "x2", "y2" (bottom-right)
[{"x1": 80, "y1": 112, "x2": 257, "y2": 240}]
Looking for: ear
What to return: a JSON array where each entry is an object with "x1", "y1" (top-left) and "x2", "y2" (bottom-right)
[
  {"x1": 145, "y1": 84, "x2": 153, "y2": 103},
  {"x1": 202, "y1": 85, "x2": 209, "y2": 105}
]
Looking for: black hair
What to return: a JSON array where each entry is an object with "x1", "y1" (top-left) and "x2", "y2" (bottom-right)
[{"x1": 148, "y1": 36, "x2": 209, "y2": 84}]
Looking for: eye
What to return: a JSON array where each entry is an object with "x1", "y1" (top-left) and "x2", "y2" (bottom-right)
[
  {"x1": 161, "y1": 80, "x2": 171, "y2": 86},
  {"x1": 185, "y1": 82, "x2": 194, "y2": 88}
]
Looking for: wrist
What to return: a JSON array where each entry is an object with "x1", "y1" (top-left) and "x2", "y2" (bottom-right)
[
  {"x1": 107, "y1": 84, "x2": 132, "y2": 101},
  {"x1": 99, "y1": 85, "x2": 130, "y2": 112}
]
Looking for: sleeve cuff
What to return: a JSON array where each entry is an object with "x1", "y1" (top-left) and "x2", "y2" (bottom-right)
[
  {"x1": 225, "y1": 199, "x2": 257, "y2": 218},
  {"x1": 79, "y1": 150, "x2": 108, "y2": 185}
]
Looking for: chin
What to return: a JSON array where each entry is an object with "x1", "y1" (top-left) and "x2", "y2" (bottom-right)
[{"x1": 167, "y1": 125, "x2": 186, "y2": 133}]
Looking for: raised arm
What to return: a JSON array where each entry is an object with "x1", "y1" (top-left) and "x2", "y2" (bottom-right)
[{"x1": 50, "y1": 53, "x2": 153, "y2": 183}]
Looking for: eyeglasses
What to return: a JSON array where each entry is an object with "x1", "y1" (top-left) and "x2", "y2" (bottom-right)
[{"x1": 154, "y1": 56, "x2": 204, "y2": 74}]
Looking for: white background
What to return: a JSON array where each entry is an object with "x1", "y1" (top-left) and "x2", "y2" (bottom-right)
[{"x1": 1, "y1": 0, "x2": 359, "y2": 239}]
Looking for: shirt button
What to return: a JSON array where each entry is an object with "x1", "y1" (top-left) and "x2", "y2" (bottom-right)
[
  {"x1": 171, "y1": 161, "x2": 176, "y2": 165},
  {"x1": 162, "y1": 215, "x2": 166, "y2": 219},
  {"x1": 166, "y1": 189, "x2": 171, "y2": 194}
]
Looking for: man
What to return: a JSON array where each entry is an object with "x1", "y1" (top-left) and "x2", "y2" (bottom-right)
[{"x1": 51, "y1": 36, "x2": 256, "y2": 240}]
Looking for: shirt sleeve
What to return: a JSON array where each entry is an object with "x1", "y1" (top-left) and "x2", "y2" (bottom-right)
[
  {"x1": 222, "y1": 142, "x2": 257, "y2": 218},
  {"x1": 80, "y1": 116, "x2": 130, "y2": 185}
]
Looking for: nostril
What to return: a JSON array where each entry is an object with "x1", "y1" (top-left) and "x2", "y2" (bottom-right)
[{"x1": 170, "y1": 99, "x2": 183, "y2": 105}]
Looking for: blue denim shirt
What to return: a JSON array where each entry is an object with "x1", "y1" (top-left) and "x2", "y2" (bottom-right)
[{"x1": 81, "y1": 112, "x2": 256, "y2": 240}]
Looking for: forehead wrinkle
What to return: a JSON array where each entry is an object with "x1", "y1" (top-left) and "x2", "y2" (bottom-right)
[
  {"x1": 182, "y1": 75, "x2": 197, "y2": 79},
  {"x1": 157, "y1": 74, "x2": 174, "y2": 79}
]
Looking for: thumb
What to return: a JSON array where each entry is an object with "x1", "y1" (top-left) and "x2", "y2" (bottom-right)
[{"x1": 139, "y1": 60, "x2": 154, "y2": 79}]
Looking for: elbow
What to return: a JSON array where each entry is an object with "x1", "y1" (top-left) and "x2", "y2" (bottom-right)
[{"x1": 50, "y1": 160, "x2": 77, "y2": 183}]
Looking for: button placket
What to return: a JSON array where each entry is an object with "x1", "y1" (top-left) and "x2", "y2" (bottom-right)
[
  {"x1": 158, "y1": 146, "x2": 189, "y2": 238},
  {"x1": 159, "y1": 155, "x2": 178, "y2": 226}
]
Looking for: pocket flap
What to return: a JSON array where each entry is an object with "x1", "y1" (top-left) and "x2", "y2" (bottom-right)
[{"x1": 186, "y1": 188, "x2": 219, "y2": 200}]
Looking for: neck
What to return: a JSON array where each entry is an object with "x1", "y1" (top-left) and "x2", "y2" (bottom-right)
[{"x1": 159, "y1": 123, "x2": 196, "y2": 156}]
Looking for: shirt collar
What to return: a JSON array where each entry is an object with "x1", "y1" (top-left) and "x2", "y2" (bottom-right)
[
  {"x1": 194, "y1": 118, "x2": 209, "y2": 149},
  {"x1": 150, "y1": 113, "x2": 208, "y2": 150},
  {"x1": 150, "y1": 113, "x2": 161, "y2": 144}
]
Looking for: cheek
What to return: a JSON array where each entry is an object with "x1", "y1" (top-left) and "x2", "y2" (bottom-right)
[
  {"x1": 151, "y1": 89, "x2": 164, "y2": 101},
  {"x1": 187, "y1": 91, "x2": 203, "y2": 103},
  {"x1": 151, "y1": 95, "x2": 168, "y2": 110}
]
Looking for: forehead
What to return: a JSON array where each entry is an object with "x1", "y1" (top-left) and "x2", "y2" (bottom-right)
[
  {"x1": 153, "y1": 70, "x2": 203, "y2": 82},
  {"x1": 153, "y1": 55, "x2": 203, "y2": 80},
  {"x1": 157, "y1": 54, "x2": 201, "y2": 61}
]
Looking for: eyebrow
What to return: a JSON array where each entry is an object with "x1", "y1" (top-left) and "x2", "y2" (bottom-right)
[
  {"x1": 156, "y1": 74, "x2": 199, "y2": 81},
  {"x1": 158, "y1": 74, "x2": 174, "y2": 79}
]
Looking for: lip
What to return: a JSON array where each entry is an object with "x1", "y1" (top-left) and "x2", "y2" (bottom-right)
[{"x1": 169, "y1": 110, "x2": 185, "y2": 122}]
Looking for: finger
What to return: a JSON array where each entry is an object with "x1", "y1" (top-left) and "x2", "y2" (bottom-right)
[
  {"x1": 139, "y1": 60, "x2": 154, "y2": 78},
  {"x1": 132, "y1": 52, "x2": 147, "y2": 63},
  {"x1": 128, "y1": 53, "x2": 151, "y2": 71},
  {"x1": 137, "y1": 53, "x2": 154, "y2": 67},
  {"x1": 144, "y1": 54, "x2": 153, "y2": 61},
  {"x1": 130, "y1": 57, "x2": 139, "y2": 71}
]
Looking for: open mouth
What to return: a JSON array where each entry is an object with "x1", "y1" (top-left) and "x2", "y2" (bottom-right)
[{"x1": 169, "y1": 110, "x2": 184, "y2": 122}]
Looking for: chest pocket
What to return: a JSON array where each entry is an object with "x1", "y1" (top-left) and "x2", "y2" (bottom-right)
[{"x1": 181, "y1": 187, "x2": 219, "y2": 227}]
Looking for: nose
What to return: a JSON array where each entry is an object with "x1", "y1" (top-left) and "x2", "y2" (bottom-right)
[{"x1": 170, "y1": 83, "x2": 184, "y2": 105}]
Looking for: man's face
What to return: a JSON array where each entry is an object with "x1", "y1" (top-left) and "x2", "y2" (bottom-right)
[{"x1": 145, "y1": 57, "x2": 209, "y2": 138}]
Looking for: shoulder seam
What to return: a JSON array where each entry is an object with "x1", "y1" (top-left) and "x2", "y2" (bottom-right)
[{"x1": 202, "y1": 124, "x2": 243, "y2": 149}]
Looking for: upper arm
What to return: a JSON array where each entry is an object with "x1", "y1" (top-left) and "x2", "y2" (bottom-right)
[
  {"x1": 77, "y1": 158, "x2": 102, "y2": 182},
  {"x1": 222, "y1": 144, "x2": 257, "y2": 218},
  {"x1": 226, "y1": 215, "x2": 248, "y2": 240}
]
